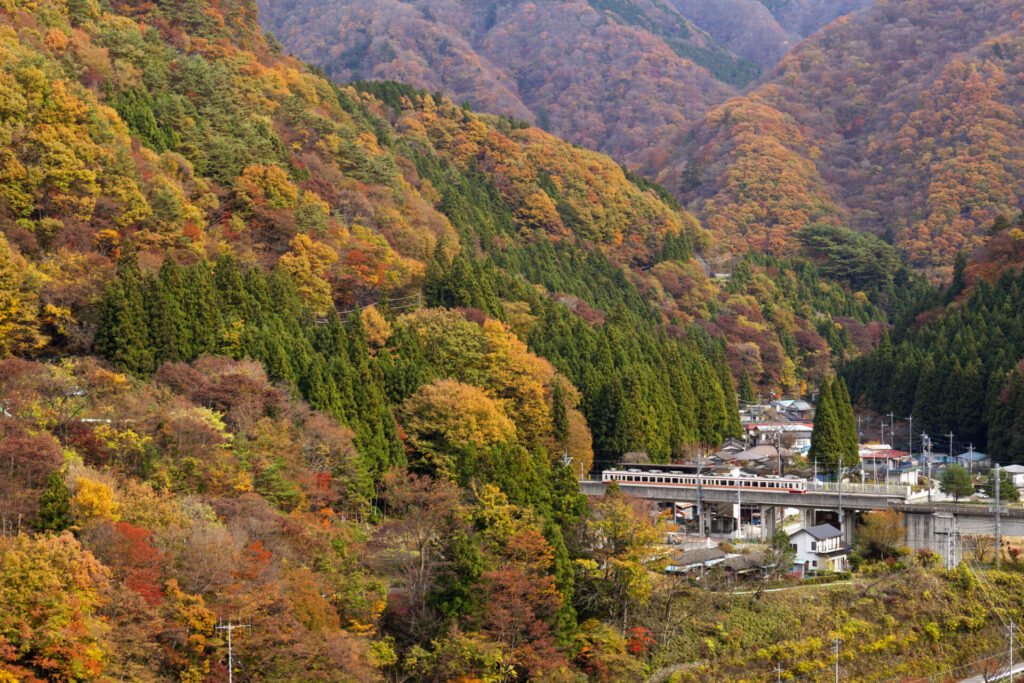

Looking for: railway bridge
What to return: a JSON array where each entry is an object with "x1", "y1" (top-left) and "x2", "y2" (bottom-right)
[
  {"x1": 579, "y1": 479, "x2": 909, "y2": 544},
  {"x1": 580, "y1": 482, "x2": 1024, "y2": 565}
]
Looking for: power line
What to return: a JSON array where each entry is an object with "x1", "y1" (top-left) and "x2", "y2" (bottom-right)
[{"x1": 215, "y1": 621, "x2": 251, "y2": 683}]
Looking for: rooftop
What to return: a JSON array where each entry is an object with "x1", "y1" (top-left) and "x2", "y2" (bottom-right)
[
  {"x1": 956, "y1": 451, "x2": 990, "y2": 462},
  {"x1": 792, "y1": 523, "x2": 842, "y2": 541}
]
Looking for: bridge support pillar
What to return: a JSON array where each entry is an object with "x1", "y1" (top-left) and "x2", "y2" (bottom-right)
[
  {"x1": 760, "y1": 506, "x2": 778, "y2": 541},
  {"x1": 842, "y1": 512, "x2": 856, "y2": 546}
]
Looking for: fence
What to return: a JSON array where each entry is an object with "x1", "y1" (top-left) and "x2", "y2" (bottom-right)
[{"x1": 806, "y1": 479, "x2": 910, "y2": 497}]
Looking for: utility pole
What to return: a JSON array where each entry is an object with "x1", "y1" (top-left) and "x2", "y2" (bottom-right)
[
  {"x1": 834, "y1": 636, "x2": 841, "y2": 683},
  {"x1": 1010, "y1": 620, "x2": 1015, "y2": 683},
  {"x1": 907, "y1": 416, "x2": 913, "y2": 454},
  {"x1": 968, "y1": 444, "x2": 974, "y2": 478},
  {"x1": 837, "y1": 465, "x2": 845, "y2": 536},
  {"x1": 735, "y1": 484, "x2": 742, "y2": 542},
  {"x1": 776, "y1": 429, "x2": 783, "y2": 476},
  {"x1": 923, "y1": 433, "x2": 932, "y2": 503},
  {"x1": 696, "y1": 451, "x2": 705, "y2": 538},
  {"x1": 995, "y1": 462, "x2": 1002, "y2": 568},
  {"x1": 947, "y1": 431, "x2": 955, "y2": 465},
  {"x1": 216, "y1": 622, "x2": 250, "y2": 683},
  {"x1": 947, "y1": 527, "x2": 953, "y2": 570},
  {"x1": 888, "y1": 412, "x2": 895, "y2": 445},
  {"x1": 773, "y1": 661, "x2": 784, "y2": 683},
  {"x1": 944, "y1": 515, "x2": 961, "y2": 570}
]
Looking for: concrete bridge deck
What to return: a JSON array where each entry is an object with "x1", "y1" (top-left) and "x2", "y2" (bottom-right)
[{"x1": 579, "y1": 480, "x2": 907, "y2": 511}]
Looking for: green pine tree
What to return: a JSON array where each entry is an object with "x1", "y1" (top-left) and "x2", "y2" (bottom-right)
[{"x1": 35, "y1": 471, "x2": 72, "y2": 533}]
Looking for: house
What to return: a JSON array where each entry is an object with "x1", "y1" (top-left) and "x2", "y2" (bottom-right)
[
  {"x1": 955, "y1": 451, "x2": 991, "y2": 469},
  {"x1": 664, "y1": 547, "x2": 727, "y2": 576},
  {"x1": 788, "y1": 524, "x2": 849, "y2": 575},
  {"x1": 722, "y1": 550, "x2": 767, "y2": 579},
  {"x1": 713, "y1": 448, "x2": 771, "y2": 467},
  {"x1": 745, "y1": 423, "x2": 814, "y2": 450},
  {"x1": 711, "y1": 438, "x2": 748, "y2": 461},
  {"x1": 859, "y1": 448, "x2": 918, "y2": 485},
  {"x1": 771, "y1": 399, "x2": 814, "y2": 421},
  {"x1": 718, "y1": 437, "x2": 746, "y2": 453},
  {"x1": 1003, "y1": 465, "x2": 1024, "y2": 488}
]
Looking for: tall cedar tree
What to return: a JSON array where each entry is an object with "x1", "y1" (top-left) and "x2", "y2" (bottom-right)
[
  {"x1": 809, "y1": 379, "x2": 843, "y2": 473},
  {"x1": 835, "y1": 377, "x2": 859, "y2": 465},
  {"x1": 739, "y1": 368, "x2": 756, "y2": 405}
]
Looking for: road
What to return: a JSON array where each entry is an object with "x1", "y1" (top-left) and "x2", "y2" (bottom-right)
[
  {"x1": 958, "y1": 662, "x2": 1024, "y2": 682},
  {"x1": 729, "y1": 579, "x2": 853, "y2": 595}
]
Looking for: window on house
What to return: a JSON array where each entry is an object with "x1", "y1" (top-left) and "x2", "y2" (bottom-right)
[
  {"x1": 811, "y1": 541, "x2": 817, "y2": 551},
  {"x1": 811, "y1": 560, "x2": 817, "y2": 568}
]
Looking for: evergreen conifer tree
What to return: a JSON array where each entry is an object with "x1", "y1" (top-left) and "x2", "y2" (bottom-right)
[
  {"x1": 809, "y1": 379, "x2": 842, "y2": 473},
  {"x1": 35, "y1": 471, "x2": 72, "y2": 533},
  {"x1": 551, "y1": 379, "x2": 569, "y2": 446},
  {"x1": 183, "y1": 262, "x2": 220, "y2": 357},
  {"x1": 835, "y1": 377, "x2": 859, "y2": 466},
  {"x1": 739, "y1": 368, "x2": 756, "y2": 405}
]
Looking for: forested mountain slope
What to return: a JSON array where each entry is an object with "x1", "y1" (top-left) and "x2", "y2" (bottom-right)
[
  {"x1": 843, "y1": 215, "x2": 1024, "y2": 462},
  {"x1": 1, "y1": 0, "x2": 1021, "y2": 679},
  {"x1": 255, "y1": 0, "x2": 744, "y2": 172},
  {"x1": 665, "y1": 0, "x2": 871, "y2": 67},
  {"x1": 0, "y1": 0, "x2": 740, "y2": 677},
  {"x1": 666, "y1": 0, "x2": 1024, "y2": 275}
]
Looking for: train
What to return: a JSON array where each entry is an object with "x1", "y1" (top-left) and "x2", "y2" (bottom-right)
[{"x1": 601, "y1": 463, "x2": 808, "y2": 493}]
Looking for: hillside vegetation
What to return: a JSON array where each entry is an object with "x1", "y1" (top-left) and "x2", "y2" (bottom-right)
[
  {"x1": 844, "y1": 215, "x2": 1024, "y2": 462},
  {"x1": 2, "y1": 0, "x2": 1024, "y2": 680},
  {"x1": 666, "y1": 0, "x2": 871, "y2": 67},
  {"x1": 256, "y1": 0, "x2": 741, "y2": 173},
  {"x1": 667, "y1": 0, "x2": 1024, "y2": 275}
]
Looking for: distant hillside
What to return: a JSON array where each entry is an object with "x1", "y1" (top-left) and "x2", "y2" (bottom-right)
[
  {"x1": 665, "y1": 0, "x2": 1024, "y2": 275},
  {"x1": 843, "y1": 213, "x2": 1024, "y2": 462},
  {"x1": 666, "y1": 0, "x2": 872, "y2": 67},
  {"x1": 256, "y1": 0, "x2": 746, "y2": 171}
]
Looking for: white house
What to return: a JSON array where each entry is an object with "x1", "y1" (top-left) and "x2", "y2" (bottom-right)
[
  {"x1": 746, "y1": 423, "x2": 814, "y2": 450},
  {"x1": 789, "y1": 524, "x2": 849, "y2": 574},
  {"x1": 1003, "y1": 465, "x2": 1024, "y2": 488}
]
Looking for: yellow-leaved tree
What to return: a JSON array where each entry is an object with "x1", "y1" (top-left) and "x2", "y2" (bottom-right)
[
  {"x1": 481, "y1": 319, "x2": 553, "y2": 443},
  {"x1": 0, "y1": 233, "x2": 46, "y2": 357},
  {"x1": 278, "y1": 234, "x2": 338, "y2": 315},
  {"x1": 399, "y1": 378, "x2": 517, "y2": 477}
]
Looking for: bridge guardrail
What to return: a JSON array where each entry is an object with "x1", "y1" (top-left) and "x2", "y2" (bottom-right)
[{"x1": 806, "y1": 480, "x2": 910, "y2": 497}]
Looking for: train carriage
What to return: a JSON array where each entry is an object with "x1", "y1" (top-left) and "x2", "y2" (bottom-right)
[{"x1": 601, "y1": 466, "x2": 807, "y2": 493}]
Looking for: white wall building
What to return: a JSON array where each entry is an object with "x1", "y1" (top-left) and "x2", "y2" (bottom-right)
[
  {"x1": 1003, "y1": 465, "x2": 1024, "y2": 488},
  {"x1": 789, "y1": 524, "x2": 849, "y2": 574}
]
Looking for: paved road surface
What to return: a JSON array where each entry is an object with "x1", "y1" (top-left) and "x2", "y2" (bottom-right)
[{"x1": 958, "y1": 662, "x2": 1024, "y2": 682}]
